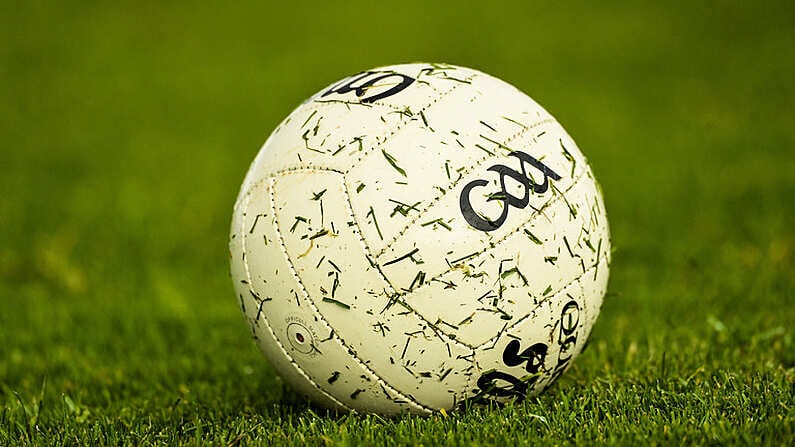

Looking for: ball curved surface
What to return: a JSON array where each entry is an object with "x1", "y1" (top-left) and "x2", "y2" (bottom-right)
[{"x1": 229, "y1": 63, "x2": 610, "y2": 415}]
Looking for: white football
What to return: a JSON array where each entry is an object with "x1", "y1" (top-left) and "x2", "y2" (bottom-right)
[{"x1": 229, "y1": 63, "x2": 610, "y2": 415}]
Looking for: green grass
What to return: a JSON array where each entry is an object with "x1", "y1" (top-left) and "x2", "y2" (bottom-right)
[{"x1": 2, "y1": 1, "x2": 794, "y2": 445}]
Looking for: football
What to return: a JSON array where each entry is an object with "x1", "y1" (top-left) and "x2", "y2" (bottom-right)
[{"x1": 229, "y1": 63, "x2": 610, "y2": 415}]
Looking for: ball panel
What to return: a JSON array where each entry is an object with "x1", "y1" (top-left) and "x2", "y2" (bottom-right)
[
  {"x1": 579, "y1": 256, "x2": 609, "y2": 346},
  {"x1": 392, "y1": 173, "x2": 600, "y2": 347},
  {"x1": 577, "y1": 179, "x2": 611, "y2": 337},
  {"x1": 234, "y1": 175, "x2": 428, "y2": 414},
  {"x1": 242, "y1": 101, "x2": 409, "y2": 186},
  {"x1": 230, "y1": 185, "x2": 348, "y2": 412},
  {"x1": 267, "y1": 169, "x2": 477, "y2": 410},
  {"x1": 341, "y1": 121, "x2": 486, "y2": 257}
]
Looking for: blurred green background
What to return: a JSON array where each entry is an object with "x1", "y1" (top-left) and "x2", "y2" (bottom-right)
[{"x1": 1, "y1": 1, "x2": 793, "y2": 444}]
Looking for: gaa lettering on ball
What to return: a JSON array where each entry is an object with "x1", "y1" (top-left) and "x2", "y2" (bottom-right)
[{"x1": 229, "y1": 63, "x2": 611, "y2": 415}]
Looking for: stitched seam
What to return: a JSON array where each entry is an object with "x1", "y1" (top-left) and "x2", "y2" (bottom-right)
[
  {"x1": 243, "y1": 166, "x2": 346, "y2": 195},
  {"x1": 475, "y1": 262, "x2": 598, "y2": 351},
  {"x1": 375, "y1": 118, "x2": 557, "y2": 258},
  {"x1": 240, "y1": 187, "x2": 353, "y2": 412},
  {"x1": 383, "y1": 170, "x2": 588, "y2": 350},
  {"x1": 307, "y1": 72, "x2": 446, "y2": 113},
  {"x1": 311, "y1": 98, "x2": 415, "y2": 113},
  {"x1": 341, "y1": 173, "x2": 476, "y2": 354},
  {"x1": 253, "y1": 138, "x2": 588, "y2": 352},
  {"x1": 265, "y1": 79, "x2": 450, "y2": 173},
  {"x1": 342, "y1": 74, "x2": 477, "y2": 176},
  {"x1": 414, "y1": 169, "x2": 587, "y2": 297},
  {"x1": 271, "y1": 173, "x2": 434, "y2": 414}
]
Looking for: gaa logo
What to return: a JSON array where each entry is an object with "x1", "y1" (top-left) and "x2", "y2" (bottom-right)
[
  {"x1": 319, "y1": 71, "x2": 415, "y2": 104},
  {"x1": 460, "y1": 150, "x2": 562, "y2": 232}
]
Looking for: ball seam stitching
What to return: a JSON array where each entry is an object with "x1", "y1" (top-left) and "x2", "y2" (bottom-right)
[
  {"x1": 341, "y1": 73, "x2": 477, "y2": 176},
  {"x1": 374, "y1": 117, "x2": 557, "y2": 258},
  {"x1": 240, "y1": 184, "x2": 353, "y2": 412},
  {"x1": 270, "y1": 174, "x2": 435, "y2": 414}
]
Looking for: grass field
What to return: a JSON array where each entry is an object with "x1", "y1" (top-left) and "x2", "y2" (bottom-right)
[{"x1": 2, "y1": 1, "x2": 794, "y2": 445}]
